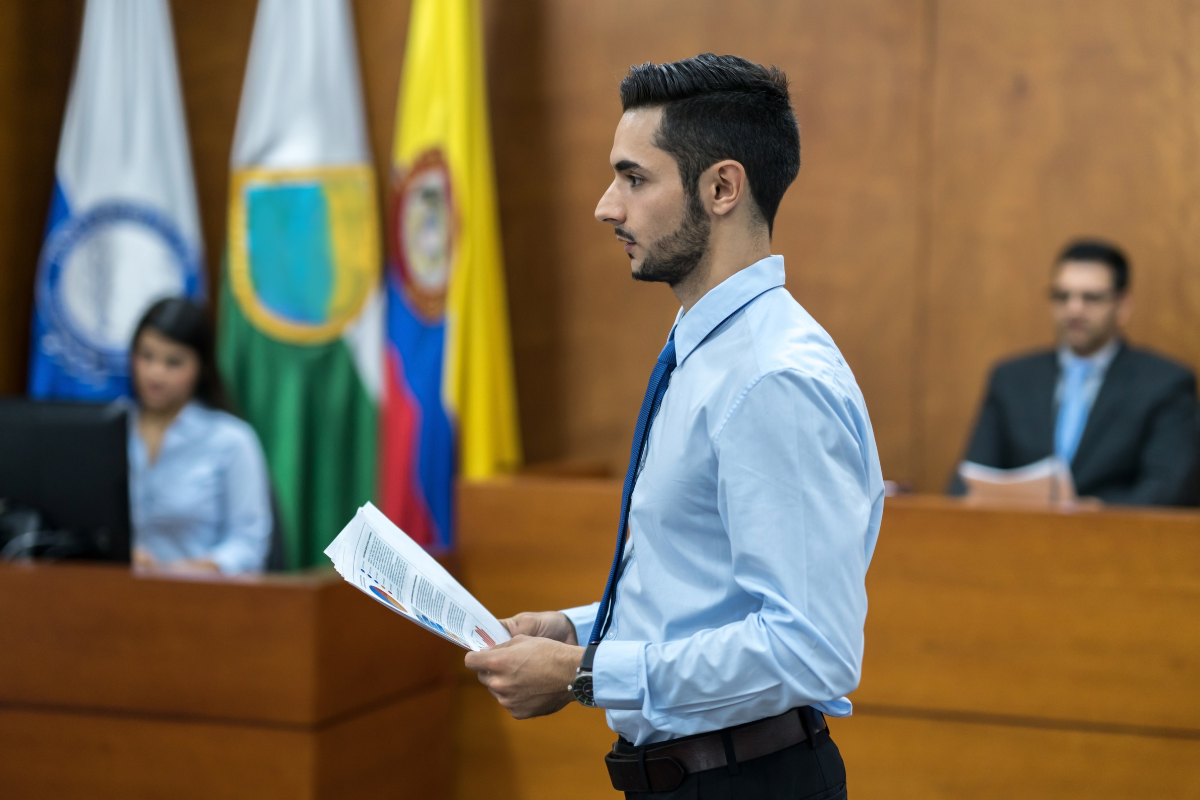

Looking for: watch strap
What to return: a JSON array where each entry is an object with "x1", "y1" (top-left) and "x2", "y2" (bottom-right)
[{"x1": 580, "y1": 641, "x2": 600, "y2": 672}]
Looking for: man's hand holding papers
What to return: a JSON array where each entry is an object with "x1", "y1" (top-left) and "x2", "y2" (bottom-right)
[{"x1": 464, "y1": 611, "x2": 584, "y2": 719}]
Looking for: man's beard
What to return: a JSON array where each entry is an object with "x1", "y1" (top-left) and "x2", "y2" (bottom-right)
[{"x1": 629, "y1": 193, "x2": 711, "y2": 287}]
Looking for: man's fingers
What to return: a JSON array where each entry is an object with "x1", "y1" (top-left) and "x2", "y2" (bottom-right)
[{"x1": 463, "y1": 649, "x2": 492, "y2": 672}]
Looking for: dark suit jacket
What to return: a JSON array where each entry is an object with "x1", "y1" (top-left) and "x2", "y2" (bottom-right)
[{"x1": 949, "y1": 342, "x2": 1200, "y2": 506}]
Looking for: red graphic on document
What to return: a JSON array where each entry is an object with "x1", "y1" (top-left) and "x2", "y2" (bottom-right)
[{"x1": 475, "y1": 626, "x2": 496, "y2": 647}]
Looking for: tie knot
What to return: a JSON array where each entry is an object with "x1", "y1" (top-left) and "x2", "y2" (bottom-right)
[{"x1": 1066, "y1": 358, "x2": 1094, "y2": 383}]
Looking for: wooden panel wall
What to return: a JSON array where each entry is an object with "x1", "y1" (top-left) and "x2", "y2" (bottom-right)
[
  {"x1": 1, "y1": 1, "x2": 1199, "y2": 489},
  {"x1": 0, "y1": 1, "x2": 80, "y2": 395},
  {"x1": 918, "y1": 0, "x2": 1200, "y2": 489}
]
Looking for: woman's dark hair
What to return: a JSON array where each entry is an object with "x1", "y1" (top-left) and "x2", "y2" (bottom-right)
[
  {"x1": 130, "y1": 297, "x2": 228, "y2": 410},
  {"x1": 620, "y1": 53, "x2": 801, "y2": 235},
  {"x1": 1057, "y1": 238, "x2": 1130, "y2": 294}
]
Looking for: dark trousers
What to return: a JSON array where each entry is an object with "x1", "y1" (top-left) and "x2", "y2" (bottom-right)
[{"x1": 619, "y1": 727, "x2": 847, "y2": 800}]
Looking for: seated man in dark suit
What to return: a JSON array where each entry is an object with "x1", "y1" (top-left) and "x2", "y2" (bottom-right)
[{"x1": 951, "y1": 239, "x2": 1199, "y2": 506}]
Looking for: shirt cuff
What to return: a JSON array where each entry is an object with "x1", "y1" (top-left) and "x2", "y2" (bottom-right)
[
  {"x1": 559, "y1": 602, "x2": 600, "y2": 644},
  {"x1": 592, "y1": 639, "x2": 645, "y2": 710},
  {"x1": 208, "y1": 541, "x2": 258, "y2": 575}
]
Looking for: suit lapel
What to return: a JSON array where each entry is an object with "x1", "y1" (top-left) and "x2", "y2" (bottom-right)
[
  {"x1": 1071, "y1": 343, "x2": 1128, "y2": 478},
  {"x1": 1029, "y1": 353, "x2": 1058, "y2": 457}
]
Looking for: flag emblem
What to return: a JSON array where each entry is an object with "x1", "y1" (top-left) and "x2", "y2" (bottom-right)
[
  {"x1": 389, "y1": 149, "x2": 456, "y2": 321},
  {"x1": 36, "y1": 202, "x2": 199, "y2": 386},
  {"x1": 227, "y1": 165, "x2": 380, "y2": 345}
]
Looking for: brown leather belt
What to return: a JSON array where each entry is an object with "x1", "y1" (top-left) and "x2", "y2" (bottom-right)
[{"x1": 604, "y1": 707, "x2": 827, "y2": 793}]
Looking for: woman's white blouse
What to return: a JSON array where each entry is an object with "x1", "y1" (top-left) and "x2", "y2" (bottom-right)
[{"x1": 128, "y1": 402, "x2": 272, "y2": 574}]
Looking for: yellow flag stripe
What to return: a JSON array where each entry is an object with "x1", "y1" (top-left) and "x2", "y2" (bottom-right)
[{"x1": 393, "y1": 0, "x2": 521, "y2": 477}]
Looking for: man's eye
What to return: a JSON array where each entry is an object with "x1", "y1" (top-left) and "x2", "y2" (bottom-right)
[{"x1": 628, "y1": 174, "x2": 642, "y2": 187}]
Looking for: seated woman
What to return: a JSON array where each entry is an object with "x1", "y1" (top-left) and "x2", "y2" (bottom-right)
[{"x1": 128, "y1": 298, "x2": 273, "y2": 574}]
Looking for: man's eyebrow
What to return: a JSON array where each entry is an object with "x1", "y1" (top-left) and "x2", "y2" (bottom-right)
[{"x1": 614, "y1": 159, "x2": 642, "y2": 172}]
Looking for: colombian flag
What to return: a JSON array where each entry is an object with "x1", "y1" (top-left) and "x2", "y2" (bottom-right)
[{"x1": 382, "y1": 0, "x2": 522, "y2": 550}]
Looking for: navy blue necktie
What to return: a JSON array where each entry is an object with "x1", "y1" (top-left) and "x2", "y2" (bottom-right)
[{"x1": 587, "y1": 333, "x2": 677, "y2": 646}]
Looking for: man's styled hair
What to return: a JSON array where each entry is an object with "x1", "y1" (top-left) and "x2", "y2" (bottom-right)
[
  {"x1": 1057, "y1": 239, "x2": 1131, "y2": 294},
  {"x1": 620, "y1": 54, "x2": 800, "y2": 235}
]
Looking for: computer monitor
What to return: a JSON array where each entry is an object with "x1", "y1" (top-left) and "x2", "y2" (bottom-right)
[{"x1": 0, "y1": 398, "x2": 131, "y2": 563}]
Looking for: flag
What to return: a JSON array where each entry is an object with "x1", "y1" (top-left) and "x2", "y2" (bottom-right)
[
  {"x1": 218, "y1": 0, "x2": 382, "y2": 569},
  {"x1": 382, "y1": 0, "x2": 522, "y2": 551},
  {"x1": 29, "y1": 0, "x2": 204, "y2": 400}
]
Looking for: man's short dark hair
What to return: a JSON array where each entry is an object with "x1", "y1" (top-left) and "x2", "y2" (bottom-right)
[
  {"x1": 1056, "y1": 239, "x2": 1130, "y2": 294},
  {"x1": 620, "y1": 54, "x2": 800, "y2": 235}
]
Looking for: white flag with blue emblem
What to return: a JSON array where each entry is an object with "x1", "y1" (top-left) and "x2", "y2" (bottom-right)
[{"x1": 29, "y1": 0, "x2": 204, "y2": 400}]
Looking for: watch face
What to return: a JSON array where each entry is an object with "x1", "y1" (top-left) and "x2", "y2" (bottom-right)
[{"x1": 571, "y1": 674, "x2": 596, "y2": 707}]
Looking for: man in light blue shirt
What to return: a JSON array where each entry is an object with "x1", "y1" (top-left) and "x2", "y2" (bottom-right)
[{"x1": 465, "y1": 55, "x2": 883, "y2": 799}]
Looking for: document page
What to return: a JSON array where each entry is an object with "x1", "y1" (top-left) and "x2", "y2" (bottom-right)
[
  {"x1": 959, "y1": 456, "x2": 1076, "y2": 505},
  {"x1": 324, "y1": 502, "x2": 510, "y2": 651}
]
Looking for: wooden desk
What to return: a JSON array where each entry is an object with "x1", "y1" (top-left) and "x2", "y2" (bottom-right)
[
  {"x1": 0, "y1": 562, "x2": 456, "y2": 799},
  {"x1": 454, "y1": 479, "x2": 1200, "y2": 800}
]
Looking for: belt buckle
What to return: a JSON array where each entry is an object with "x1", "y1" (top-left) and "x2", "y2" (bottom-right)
[{"x1": 605, "y1": 750, "x2": 686, "y2": 793}]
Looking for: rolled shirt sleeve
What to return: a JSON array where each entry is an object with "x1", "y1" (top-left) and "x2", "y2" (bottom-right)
[{"x1": 593, "y1": 369, "x2": 884, "y2": 729}]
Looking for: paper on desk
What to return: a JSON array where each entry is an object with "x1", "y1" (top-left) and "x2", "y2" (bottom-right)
[
  {"x1": 324, "y1": 502, "x2": 510, "y2": 651},
  {"x1": 959, "y1": 456, "x2": 1076, "y2": 505}
]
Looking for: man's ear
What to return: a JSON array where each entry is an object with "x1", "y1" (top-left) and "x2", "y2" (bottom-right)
[
  {"x1": 1116, "y1": 292, "x2": 1133, "y2": 327},
  {"x1": 702, "y1": 159, "x2": 748, "y2": 218}
]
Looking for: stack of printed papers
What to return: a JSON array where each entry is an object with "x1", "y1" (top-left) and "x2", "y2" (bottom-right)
[
  {"x1": 958, "y1": 456, "x2": 1077, "y2": 506},
  {"x1": 325, "y1": 503, "x2": 510, "y2": 651}
]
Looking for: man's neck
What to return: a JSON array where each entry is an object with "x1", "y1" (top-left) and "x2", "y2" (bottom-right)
[
  {"x1": 1063, "y1": 335, "x2": 1120, "y2": 360},
  {"x1": 671, "y1": 234, "x2": 771, "y2": 312}
]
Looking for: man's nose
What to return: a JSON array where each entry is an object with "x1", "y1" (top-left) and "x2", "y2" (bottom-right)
[{"x1": 594, "y1": 181, "x2": 623, "y2": 225}]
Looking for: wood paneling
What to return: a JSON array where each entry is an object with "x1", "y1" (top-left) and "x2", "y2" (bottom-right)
[
  {"x1": 454, "y1": 478, "x2": 1200, "y2": 799},
  {"x1": 0, "y1": 1, "x2": 82, "y2": 394},
  {"x1": 453, "y1": 681, "x2": 620, "y2": 800},
  {"x1": 866, "y1": 496, "x2": 1200, "y2": 730},
  {"x1": 0, "y1": 685, "x2": 452, "y2": 800},
  {"x1": 316, "y1": 685, "x2": 452, "y2": 800},
  {"x1": 0, "y1": 561, "x2": 455, "y2": 798},
  {"x1": 0, "y1": 562, "x2": 454, "y2": 724},
  {"x1": 457, "y1": 476, "x2": 619, "y2": 617},
  {"x1": 918, "y1": 0, "x2": 1200, "y2": 489},
  {"x1": 834, "y1": 714, "x2": 1200, "y2": 800},
  {"x1": 455, "y1": 478, "x2": 624, "y2": 799},
  {"x1": 0, "y1": 704, "x2": 312, "y2": 800}
]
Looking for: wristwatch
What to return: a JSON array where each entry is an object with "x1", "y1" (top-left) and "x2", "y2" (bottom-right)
[{"x1": 569, "y1": 642, "x2": 598, "y2": 707}]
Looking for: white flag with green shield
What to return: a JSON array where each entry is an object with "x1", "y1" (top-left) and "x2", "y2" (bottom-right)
[{"x1": 218, "y1": 0, "x2": 382, "y2": 568}]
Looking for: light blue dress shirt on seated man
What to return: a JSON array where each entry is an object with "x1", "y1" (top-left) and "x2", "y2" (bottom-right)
[
  {"x1": 128, "y1": 401, "x2": 273, "y2": 574},
  {"x1": 562, "y1": 255, "x2": 885, "y2": 746}
]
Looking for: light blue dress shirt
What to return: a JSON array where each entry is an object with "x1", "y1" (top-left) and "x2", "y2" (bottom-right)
[
  {"x1": 128, "y1": 402, "x2": 273, "y2": 574},
  {"x1": 563, "y1": 256, "x2": 885, "y2": 746}
]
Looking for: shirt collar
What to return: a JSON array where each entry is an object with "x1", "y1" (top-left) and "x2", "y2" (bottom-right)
[
  {"x1": 129, "y1": 400, "x2": 206, "y2": 447},
  {"x1": 670, "y1": 255, "x2": 786, "y2": 366},
  {"x1": 1058, "y1": 337, "x2": 1121, "y2": 373}
]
